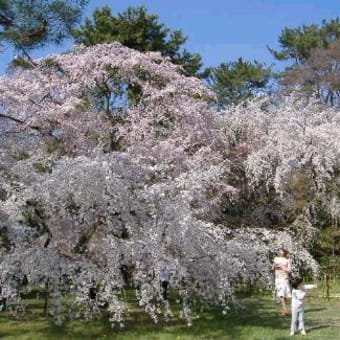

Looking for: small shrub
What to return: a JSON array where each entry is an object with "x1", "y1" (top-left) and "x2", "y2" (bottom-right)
[{"x1": 32, "y1": 162, "x2": 51, "y2": 173}]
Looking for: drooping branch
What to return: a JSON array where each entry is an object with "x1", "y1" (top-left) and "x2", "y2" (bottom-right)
[
  {"x1": 0, "y1": 113, "x2": 42, "y2": 133},
  {"x1": 15, "y1": 46, "x2": 37, "y2": 67},
  {"x1": 0, "y1": 112, "x2": 24, "y2": 124}
]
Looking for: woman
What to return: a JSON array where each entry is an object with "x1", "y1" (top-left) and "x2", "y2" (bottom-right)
[{"x1": 272, "y1": 248, "x2": 291, "y2": 316}]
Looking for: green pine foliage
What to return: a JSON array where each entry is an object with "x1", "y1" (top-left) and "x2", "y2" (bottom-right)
[
  {"x1": 207, "y1": 58, "x2": 272, "y2": 108},
  {"x1": 268, "y1": 17, "x2": 340, "y2": 64},
  {"x1": 0, "y1": 0, "x2": 88, "y2": 63},
  {"x1": 71, "y1": 5, "x2": 202, "y2": 77}
]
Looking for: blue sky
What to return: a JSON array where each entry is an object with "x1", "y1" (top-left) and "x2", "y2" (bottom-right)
[{"x1": 1, "y1": 0, "x2": 339, "y2": 74}]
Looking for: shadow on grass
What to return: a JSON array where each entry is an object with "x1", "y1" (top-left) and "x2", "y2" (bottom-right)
[
  {"x1": 305, "y1": 307, "x2": 327, "y2": 313},
  {"x1": 0, "y1": 294, "x2": 336, "y2": 339},
  {"x1": 307, "y1": 324, "x2": 333, "y2": 332},
  {"x1": 0, "y1": 298, "x2": 278, "y2": 339}
]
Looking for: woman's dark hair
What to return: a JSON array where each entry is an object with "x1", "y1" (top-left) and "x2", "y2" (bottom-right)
[{"x1": 278, "y1": 247, "x2": 288, "y2": 256}]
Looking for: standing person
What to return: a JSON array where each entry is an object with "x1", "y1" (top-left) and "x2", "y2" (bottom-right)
[
  {"x1": 290, "y1": 277, "x2": 306, "y2": 336},
  {"x1": 272, "y1": 248, "x2": 291, "y2": 316},
  {"x1": 160, "y1": 268, "x2": 170, "y2": 301}
]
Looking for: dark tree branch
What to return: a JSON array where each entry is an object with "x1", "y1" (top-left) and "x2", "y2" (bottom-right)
[
  {"x1": 0, "y1": 112, "x2": 24, "y2": 124},
  {"x1": 20, "y1": 20, "x2": 47, "y2": 40},
  {"x1": 0, "y1": 113, "x2": 42, "y2": 132},
  {"x1": 0, "y1": 13, "x2": 12, "y2": 26}
]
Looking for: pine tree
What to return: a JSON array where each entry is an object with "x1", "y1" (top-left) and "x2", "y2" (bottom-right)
[
  {"x1": 207, "y1": 58, "x2": 272, "y2": 108},
  {"x1": 72, "y1": 5, "x2": 202, "y2": 77},
  {"x1": 0, "y1": 0, "x2": 88, "y2": 65}
]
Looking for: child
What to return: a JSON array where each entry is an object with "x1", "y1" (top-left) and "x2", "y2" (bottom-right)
[{"x1": 290, "y1": 277, "x2": 306, "y2": 336}]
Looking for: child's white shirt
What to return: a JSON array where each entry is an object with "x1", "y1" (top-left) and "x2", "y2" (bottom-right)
[{"x1": 291, "y1": 287, "x2": 306, "y2": 310}]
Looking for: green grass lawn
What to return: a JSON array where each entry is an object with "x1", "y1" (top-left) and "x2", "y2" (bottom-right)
[{"x1": 1, "y1": 288, "x2": 340, "y2": 339}]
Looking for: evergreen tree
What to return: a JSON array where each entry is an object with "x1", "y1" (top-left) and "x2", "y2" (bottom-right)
[
  {"x1": 270, "y1": 18, "x2": 340, "y2": 106},
  {"x1": 72, "y1": 5, "x2": 202, "y2": 77},
  {"x1": 268, "y1": 18, "x2": 340, "y2": 65},
  {"x1": 207, "y1": 58, "x2": 272, "y2": 108},
  {"x1": 0, "y1": 0, "x2": 88, "y2": 65}
]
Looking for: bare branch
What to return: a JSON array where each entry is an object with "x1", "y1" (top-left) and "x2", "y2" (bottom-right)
[{"x1": 0, "y1": 112, "x2": 24, "y2": 124}]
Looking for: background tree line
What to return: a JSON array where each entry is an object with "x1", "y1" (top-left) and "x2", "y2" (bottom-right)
[
  {"x1": 1, "y1": 0, "x2": 340, "y2": 264},
  {"x1": 1, "y1": 1, "x2": 339, "y2": 109}
]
